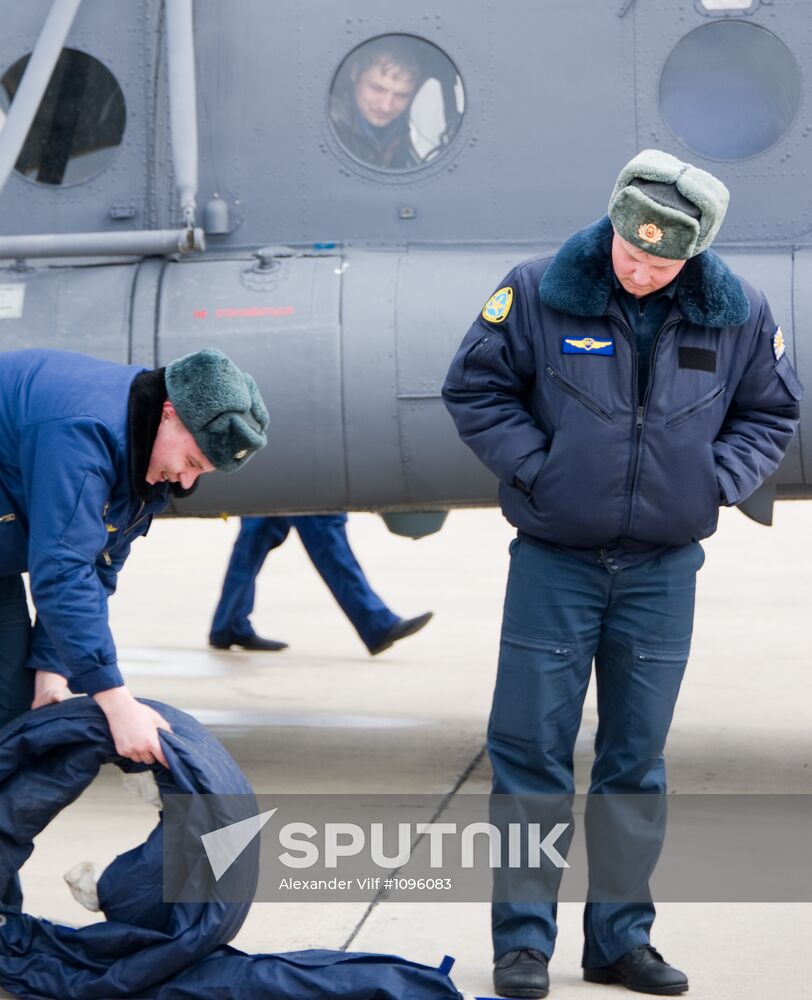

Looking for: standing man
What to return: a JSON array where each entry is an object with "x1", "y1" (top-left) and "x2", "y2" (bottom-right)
[
  {"x1": 442, "y1": 150, "x2": 801, "y2": 997},
  {"x1": 0, "y1": 347, "x2": 268, "y2": 767},
  {"x1": 208, "y1": 514, "x2": 433, "y2": 656},
  {"x1": 329, "y1": 36, "x2": 424, "y2": 169}
]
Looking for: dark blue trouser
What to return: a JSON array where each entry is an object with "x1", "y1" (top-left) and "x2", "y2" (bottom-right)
[
  {"x1": 0, "y1": 575, "x2": 34, "y2": 729},
  {"x1": 489, "y1": 538, "x2": 704, "y2": 968},
  {"x1": 209, "y1": 515, "x2": 399, "y2": 652},
  {"x1": 0, "y1": 574, "x2": 34, "y2": 909}
]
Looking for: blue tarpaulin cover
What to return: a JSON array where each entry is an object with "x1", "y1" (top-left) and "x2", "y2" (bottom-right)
[{"x1": 0, "y1": 699, "x2": 462, "y2": 1000}]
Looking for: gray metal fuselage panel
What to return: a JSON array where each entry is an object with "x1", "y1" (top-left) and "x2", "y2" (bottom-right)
[{"x1": 0, "y1": 1, "x2": 809, "y2": 514}]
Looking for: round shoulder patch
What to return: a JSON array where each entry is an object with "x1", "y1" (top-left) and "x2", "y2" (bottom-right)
[{"x1": 482, "y1": 286, "x2": 513, "y2": 324}]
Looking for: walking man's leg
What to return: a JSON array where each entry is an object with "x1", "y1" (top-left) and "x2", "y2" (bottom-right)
[
  {"x1": 295, "y1": 515, "x2": 429, "y2": 654},
  {"x1": 209, "y1": 517, "x2": 290, "y2": 649}
]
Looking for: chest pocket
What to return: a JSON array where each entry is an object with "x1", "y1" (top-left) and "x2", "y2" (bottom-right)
[
  {"x1": 545, "y1": 366, "x2": 613, "y2": 423},
  {"x1": 665, "y1": 383, "x2": 726, "y2": 428}
]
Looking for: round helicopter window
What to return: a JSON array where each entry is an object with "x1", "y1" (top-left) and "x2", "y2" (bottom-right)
[
  {"x1": 1, "y1": 48, "x2": 126, "y2": 186},
  {"x1": 328, "y1": 34, "x2": 465, "y2": 172},
  {"x1": 659, "y1": 21, "x2": 800, "y2": 161}
]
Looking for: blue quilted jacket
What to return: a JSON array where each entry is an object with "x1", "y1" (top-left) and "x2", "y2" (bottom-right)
[
  {"x1": 0, "y1": 350, "x2": 169, "y2": 694},
  {"x1": 443, "y1": 216, "x2": 802, "y2": 548}
]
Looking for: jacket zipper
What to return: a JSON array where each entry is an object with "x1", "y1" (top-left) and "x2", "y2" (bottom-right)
[
  {"x1": 607, "y1": 313, "x2": 681, "y2": 539},
  {"x1": 101, "y1": 499, "x2": 152, "y2": 567},
  {"x1": 623, "y1": 317, "x2": 681, "y2": 537},
  {"x1": 124, "y1": 500, "x2": 148, "y2": 537},
  {"x1": 606, "y1": 314, "x2": 641, "y2": 536},
  {"x1": 545, "y1": 365, "x2": 612, "y2": 422},
  {"x1": 0, "y1": 513, "x2": 16, "y2": 523}
]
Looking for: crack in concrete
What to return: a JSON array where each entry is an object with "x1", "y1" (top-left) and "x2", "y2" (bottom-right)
[{"x1": 340, "y1": 742, "x2": 487, "y2": 951}]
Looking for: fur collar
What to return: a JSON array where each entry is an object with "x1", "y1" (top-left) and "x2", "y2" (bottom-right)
[{"x1": 537, "y1": 215, "x2": 750, "y2": 328}]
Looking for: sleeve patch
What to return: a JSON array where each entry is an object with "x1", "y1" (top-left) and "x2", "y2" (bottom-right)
[
  {"x1": 773, "y1": 326, "x2": 785, "y2": 361},
  {"x1": 482, "y1": 287, "x2": 513, "y2": 324}
]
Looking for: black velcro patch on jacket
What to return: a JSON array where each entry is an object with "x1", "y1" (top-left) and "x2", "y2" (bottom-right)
[{"x1": 678, "y1": 347, "x2": 716, "y2": 372}]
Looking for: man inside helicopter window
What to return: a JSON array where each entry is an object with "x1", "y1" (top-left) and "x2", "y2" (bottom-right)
[{"x1": 329, "y1": 37, "x2": 426, "y2": 169}]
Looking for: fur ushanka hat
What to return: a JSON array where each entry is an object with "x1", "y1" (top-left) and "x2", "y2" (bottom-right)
[
  {"x1": 165, "y1": 348, "x2": 269, "y2": 472},
  {"x1": 608, "y1": 148, "x2": 729, "y2": 260}
]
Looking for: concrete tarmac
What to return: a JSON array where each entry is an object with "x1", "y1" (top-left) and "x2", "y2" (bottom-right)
[{"x1": 7, "y1": 506, "x2": 812, "y2": 999}]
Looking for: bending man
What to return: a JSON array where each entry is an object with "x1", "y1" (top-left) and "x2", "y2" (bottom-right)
[{"x1": 0, "y1": 347, "x2": 268, "y2": 767}]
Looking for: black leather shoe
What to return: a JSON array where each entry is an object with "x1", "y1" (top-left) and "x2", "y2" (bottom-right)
[
  {"x1": 209, "y1": 632, "x2": 288, "y2": 652},
  {"x1": 583, "y1": 945, "x2": 688, "y2": 995},
  {"x1": 368, "y1": 612, "x2": 433, "y2": 655},
  {"x1": 493, "y1": 949, "x2": 549, "y2": 998}
]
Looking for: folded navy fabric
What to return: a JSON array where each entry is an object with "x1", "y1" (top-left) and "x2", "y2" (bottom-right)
[{"x1": 0, "y1": 699, "x2": 460, "y2": 1000}]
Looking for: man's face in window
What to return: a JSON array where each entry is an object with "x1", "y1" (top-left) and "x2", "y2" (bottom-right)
[{"x1": 352, "y1": 60, "x2": 417, "y2": 129}]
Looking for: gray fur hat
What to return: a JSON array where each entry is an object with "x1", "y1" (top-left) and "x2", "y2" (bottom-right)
[
  {"x1": 608, "y1": 149, "x2": 729, "y2": 259},
  {"x1": 165, "y1": 348, "x2": 268, "y2": 472}
]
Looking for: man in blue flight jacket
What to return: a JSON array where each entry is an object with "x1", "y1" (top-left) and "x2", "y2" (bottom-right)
[
  {"x1": 442, "y1": 150, "x2": 802, "y2": 997},
  {"x1": 0, "y1": 348, "x2": 268, "y2": 769}
]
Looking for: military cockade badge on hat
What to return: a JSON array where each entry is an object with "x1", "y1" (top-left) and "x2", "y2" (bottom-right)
[
  {"x1": 637, "y1": 222, "x2": 664, "y2": 246},
  {"x1": 608, "y1": 149, "x2": 730, "y2": 260}
]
